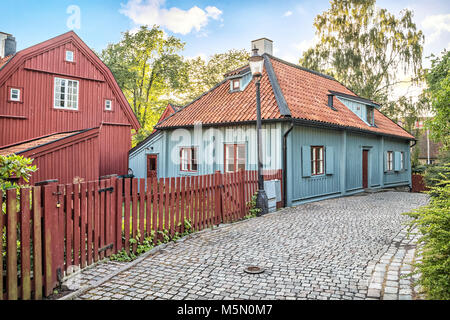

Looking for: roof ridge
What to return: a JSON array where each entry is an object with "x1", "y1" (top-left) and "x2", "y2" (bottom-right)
[
  {"x1": 155, "y1": 78, "x2": 229, "y2": 128},
  {"x1": 263, "y1": 55, "x2": 291, "y2": 117},
  {"x1": 265, "y1": 54, "x2": 337, "y2": 81}
]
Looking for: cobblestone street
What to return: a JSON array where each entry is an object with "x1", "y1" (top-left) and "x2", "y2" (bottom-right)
[{"x1": 71, "y1": 191, "x2": 429, "y2": 300}]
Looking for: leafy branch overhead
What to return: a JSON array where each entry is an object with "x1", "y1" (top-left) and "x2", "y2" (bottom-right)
[
  {"x1": 100, "y1": 25, "x2": 189, "y2": 143},
  {"x1": 300, "y1": 0, "x2": 425, "y2": 109},
  {"x1": 101, "y1": 25, "x2": 250, "y2": 145}
]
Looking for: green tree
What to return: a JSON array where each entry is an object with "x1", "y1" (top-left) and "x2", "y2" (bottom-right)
[
  {"x1": 300, "y1": 0, "x2": 424, "y2": 108},
  {"x1": 425, "y1": 51, "x2": 450, "y2": 148},
  {"x1": 100, "y1": 26, "x2": 189, "y2": 144},
  {"x1": 183, "y1": 49, "x2": 250, "y2": 102}
]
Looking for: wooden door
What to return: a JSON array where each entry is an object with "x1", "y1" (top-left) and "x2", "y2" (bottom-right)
[
  {"x1": 362, "y1": 150, "x2": 369, "y2": 189},
  {"x1": 147, "y1": 155, "x2": 158, "y2": 179}
]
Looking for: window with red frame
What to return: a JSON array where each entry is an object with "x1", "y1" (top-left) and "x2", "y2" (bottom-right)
[
  {"x1": 180, "y1": 147, "x2": 198, "y2": 172},
  {"x1": 225, "y1": 144, "x2": 246, "y2": 173},
  {"x1": 311, "y1": 146, "x2": 325, "y2": 176}
]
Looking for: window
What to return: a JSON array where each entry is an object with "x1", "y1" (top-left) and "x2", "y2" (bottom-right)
[
  {"x1": 387, "y1": 151, "x2": 394, "y2": 171},
  {"x1": 400, "y1": 152, "x2": 405, "y2": 170},
  {"x1": 105, "y1": 100, "x2": 112, "y2": 111},
  {"x1": 225, "y1": 144, "x2": 246, "y2": 173},
  {"x1": 311, "y1": 146, "x2": 325, "y2": 176},
  {"x1": 65, "y1": 50, "x2": 74, "y2": 62},
  {"x1": 10, "y1": 88, "x2": 20, "y2": 102},
  {"x1": 180, "y1": 148, "x2": 198, "y2": 172},
  {"x1": 366, "y1": 106, "x2": 374, "y2": 126},
  {"x1": 232, "y1": 79, "x2": 240, "y2": 91},
  {"x1": 54, "y1": 77, "x2": 79, "y2": 110}
]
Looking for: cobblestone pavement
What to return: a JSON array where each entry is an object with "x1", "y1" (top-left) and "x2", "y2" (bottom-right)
[{"x1": 74, "y1": 191, "x2": 429, "y2": 300}]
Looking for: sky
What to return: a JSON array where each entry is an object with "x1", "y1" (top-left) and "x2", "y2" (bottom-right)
[{"x1": 1, "y1": 0, "x2": 450, "y2": 98}]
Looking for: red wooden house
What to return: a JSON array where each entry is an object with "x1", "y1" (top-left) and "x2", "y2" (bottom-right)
[{"x1": 0, "y1": 31, "x2": 140, "y2": 184}]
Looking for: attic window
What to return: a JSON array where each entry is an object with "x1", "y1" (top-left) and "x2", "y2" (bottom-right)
[
  {"x1": 65, "y1": 50, "x2": 74, "y2": 62},
  {"x1": 232, "y1": 79, "x2": 240, "y2": 90},
  {"x1": 366, "y1": 106, "x2": 374, "y2": 126},
  {"x1": 10, "y1": 88, "x2": 21, "y2": 102},
  {"x1": 105, "y1": 99, "x2": 112, "y2": 111}
]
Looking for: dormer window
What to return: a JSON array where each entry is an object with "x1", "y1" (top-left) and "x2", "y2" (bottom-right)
[
  {"x1": 65, "y1": 50, "x2": 74, "y2": 62},
  {"x1": 232, "y1": 79, "x2": 240, "y2": 90},
  {"x1": 366, "y1": 106, "x2": 374, "y2": 126}
]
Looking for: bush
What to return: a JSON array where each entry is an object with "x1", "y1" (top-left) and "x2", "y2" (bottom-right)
[
  {"x1": 424, "y1": 149, "x2": 450, "y2": 190},
  {"x1": 405, "y1": 165, "x2": 450, "y2": 300}
]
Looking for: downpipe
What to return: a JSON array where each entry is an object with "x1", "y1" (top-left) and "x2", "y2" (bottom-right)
[{"x1": 282, "y1": 120, "x2": 294, "y2": 207}]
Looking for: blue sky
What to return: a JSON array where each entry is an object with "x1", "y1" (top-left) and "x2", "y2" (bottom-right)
[{"x1": 1, "y1": 0, "x2": 449, "y2": 68}]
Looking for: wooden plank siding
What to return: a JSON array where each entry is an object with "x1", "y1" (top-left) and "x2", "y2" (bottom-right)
[{"x1": 1, "y1": 170, "x2": 282, "y2": 300}]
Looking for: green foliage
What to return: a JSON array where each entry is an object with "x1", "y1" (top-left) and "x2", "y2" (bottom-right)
[
  {"x1": 245, "y1": 193, "x2": 261, "y2": 218},
  {"x1": 405, "y1": 167, "x2": 450, "y2": 300},
  {"x1": 424, "y1": 149, "x2": 450, "y2": 191},
  {"x1": 100, "y1": 25, "x2": 188, "y2": 146},
  {"x1": 183, "y1": 49, "x2": 250, "y2": 102},
  {"x1": 300, "y1": 0, "x2": 424, "y2": 116},
  {"x1": 0, "y1": 154, "x2": 37, "y2": 192},
  {"x1": 110, "y1": 219, "x2": 194, "y2": 262},
  {"x1": 425, "y1": 50, "x2": 450, "y2": 148}
]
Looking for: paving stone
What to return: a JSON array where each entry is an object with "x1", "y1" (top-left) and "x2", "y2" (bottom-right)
[{"x1": 72, "y1": 192, "x2": 428, "y2": 301}]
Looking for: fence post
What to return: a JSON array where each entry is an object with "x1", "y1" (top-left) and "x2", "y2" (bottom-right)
[
  {"x1": 239, "y1": 170, "x2": 246, "y2": 218},
  {"x1": 6, "y1": 189, "x2": 18, "y2": 300},
  {"x1": 214, "y1": 171, "x2": 223, "y2": 225},
  {"x1": 38, "y1": 180, "x2": 58, "y2": 297}
]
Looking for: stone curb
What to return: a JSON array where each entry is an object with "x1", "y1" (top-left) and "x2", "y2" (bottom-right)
[
  {"x1": 60, "y1": 242, "x2": 170, "y2": 300},
  {"x1": 59, "y1": 209, "x2": 286, "y2": 300}
]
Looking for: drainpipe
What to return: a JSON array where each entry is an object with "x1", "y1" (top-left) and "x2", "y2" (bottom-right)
[{"x1": 282, "y1": 120, "x2": 294, "y2": 207}]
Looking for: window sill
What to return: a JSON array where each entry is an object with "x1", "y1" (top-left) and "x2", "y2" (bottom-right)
[
  {"x1": 53, "y1": 107, "x2": 79, "y2": 112},
  {"x1": 7, "y1": 99, "x2": 23, "y2": 104}
]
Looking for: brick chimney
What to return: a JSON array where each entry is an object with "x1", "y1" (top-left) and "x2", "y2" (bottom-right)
[
  {"x1": 251, "y1": 38, "x2": 273, "y2": 56},
  {"x1": 0, "y1": 32, "x2": 17, "y2": 58}
]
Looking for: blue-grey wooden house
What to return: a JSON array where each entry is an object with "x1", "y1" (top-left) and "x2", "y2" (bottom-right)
[{"x1": 129, "y1": 39, "x2": 415, "y2": 207}]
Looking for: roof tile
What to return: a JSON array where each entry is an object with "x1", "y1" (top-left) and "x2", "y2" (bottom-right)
[{"x1": 157, "y1": 55, "x2": 414, "y2": 140}]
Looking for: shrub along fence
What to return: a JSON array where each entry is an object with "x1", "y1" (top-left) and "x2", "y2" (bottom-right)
[{"x1": 1, "y1": 169, "x2": 282, "y2": 300}]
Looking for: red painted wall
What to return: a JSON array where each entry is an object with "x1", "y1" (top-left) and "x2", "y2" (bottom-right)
[
  {"x1": 0, "y1": 32, "x2": 139, "y2": 182},
  {"x1": 20, "y1": 129, "x2": 100, "y2": 185}
]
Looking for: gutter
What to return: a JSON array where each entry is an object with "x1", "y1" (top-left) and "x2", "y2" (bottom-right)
[{"x1": 282, "y1": 120, "x2": 294, "y2": 207}]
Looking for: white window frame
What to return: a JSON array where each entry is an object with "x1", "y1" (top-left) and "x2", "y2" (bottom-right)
[
  {"x1": 311, "y1": 146, "x2": 325, "y2": 176},
  {"x1": 65, "y1": 50, "x2": 74, "y2": 62},
  {"x1": 54, "y1": 77, "x2": 79, "y2": 110},
  {"x1": 105, "y1": 99, "x2": 112, "y2": 111},
  {"x1": 10, "y1": 88, "x2": 21, "y2": 102}
]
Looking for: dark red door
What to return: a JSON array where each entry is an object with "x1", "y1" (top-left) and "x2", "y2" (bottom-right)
[
  {"x1": 147, "y1": 155, "x2": 158, "y2": 179},
  {"x1": 362, "y1": 150, "x2": 369, "y2": 189}
]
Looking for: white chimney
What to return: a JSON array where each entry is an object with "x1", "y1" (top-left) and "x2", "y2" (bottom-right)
[
  {"x1": 0, "y1": 32, "x2": 16, "y2": 58},
  {"x1": 251, "y1": 38, "x2": 273, "y2": 56}
]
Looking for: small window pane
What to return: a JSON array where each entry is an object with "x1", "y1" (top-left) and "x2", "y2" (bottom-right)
[{"x1": 66, "y1": 51, "x2": 74, "y2": 62}]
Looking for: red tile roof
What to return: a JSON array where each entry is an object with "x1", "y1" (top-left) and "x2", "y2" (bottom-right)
[
  {"x1": 0, "y1": 131, "x2": 84, "y2": 156},
  {"x1": 157, "y1": 55, "x2": 414, "y2": 140},
  {"x1": 0, "y1": 55, "x2": 12, "y2": 70}
]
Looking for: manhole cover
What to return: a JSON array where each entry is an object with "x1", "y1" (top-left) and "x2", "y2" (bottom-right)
[{"x1": 244, "y1": 266, "x2": 265, "y2": 274}]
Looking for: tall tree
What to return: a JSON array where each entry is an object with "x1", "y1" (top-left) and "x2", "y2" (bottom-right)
[
  {"x1": 300, "y1": 0, "x2": 424, "y2": 108},
  {"x1": 425, "y1": 50, "x2": 450, "y2": 148},
  {"x1": 183, "y1": 49, "x2": 250, "y2": 102},
  {"x1": 100, "y1": 26, "x2": 188, "y2": 144}
]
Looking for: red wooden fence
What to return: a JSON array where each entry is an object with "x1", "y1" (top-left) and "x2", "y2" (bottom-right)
[{"x1": 1, "y1": 169, "x2": 282, "y2": 300}]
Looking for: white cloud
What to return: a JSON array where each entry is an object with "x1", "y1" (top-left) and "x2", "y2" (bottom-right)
[
  {"x1": 294, "y1": 36, "x2": 318, "y2": 55},
  {"x1": 120, "y1": 0, "x2": 223, "y2": 35},
  {"x1": 422, "y1": 14, "x2": 450, "y2": 44},
  {"x1": 283, "y1": 11, "x2": 293, "y2": 17}
]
